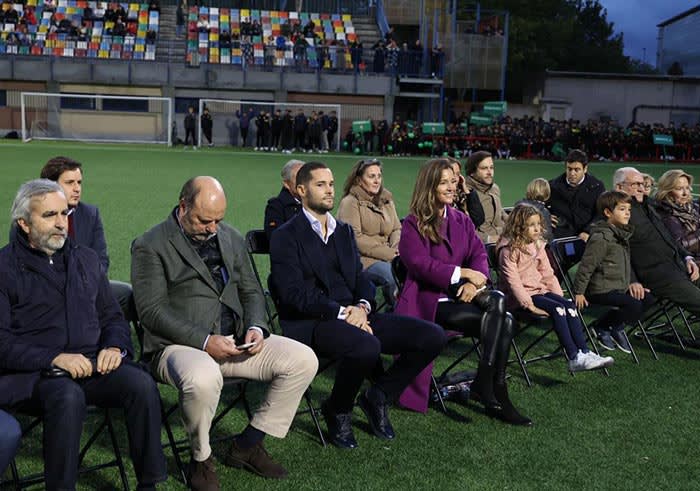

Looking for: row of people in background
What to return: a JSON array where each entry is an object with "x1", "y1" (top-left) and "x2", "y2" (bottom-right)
[
  {"x1": 179, "y1": 105, "x2": 339, "y2": 152},
  {"x1": 341, "y1": 116, "x2": 700, "y2": 162},
  {"x1": 450, "y1": 116, "x2": 700, "y2": 162}
]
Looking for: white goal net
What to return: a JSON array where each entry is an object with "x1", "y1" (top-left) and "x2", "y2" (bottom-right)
[
  {"x1": 21, "y1": 92, "x2": 173, "y2": 146},
  {"x1": 197, "y1": 99, "x2": 342, "y2": 151}
]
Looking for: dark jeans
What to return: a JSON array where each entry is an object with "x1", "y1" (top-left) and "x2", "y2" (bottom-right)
[
  {"x1": 586, "y1": 290, "x2": 657, "y2": 330},
  {"x1": 184, "y1": 128, "x2": 196, "y2": 146},
  {"x1": 14, "y1": 361, "x2": 166, "y2": 490},
  {"x1": 0, "y1": 409, "x2": 21, "y2": 474},
  {"x1": 294, "y1": 131, "x2": 306, "y2": 150},
  {"x1": 532, "y1": 292, "x2": 589, "y2": 359},
  {"x1": 240, "y1": 127, "x2": 249, "y2": 146},
  {"x1": 203, "y1": 128, "x2": 212, "y2": 144},
  {"x1": 311, "y1": 313, "x2": 446, "y2": 413}
]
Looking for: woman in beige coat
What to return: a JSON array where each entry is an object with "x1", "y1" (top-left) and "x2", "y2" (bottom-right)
[{"x1": 337, "y1": 158, "x2": 401, "y2": 309}]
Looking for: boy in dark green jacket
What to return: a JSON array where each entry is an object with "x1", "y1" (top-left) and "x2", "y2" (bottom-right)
[{"x1": 573, "y1": 191, "x2": 655, "y2": 353}]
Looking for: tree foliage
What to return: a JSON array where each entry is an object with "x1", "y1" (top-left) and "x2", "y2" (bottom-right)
[{"x1": 481, "y1": 0, "x2": 631, "y2": 99}]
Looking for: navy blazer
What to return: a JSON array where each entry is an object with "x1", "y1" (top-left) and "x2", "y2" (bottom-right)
[
  {"x1": 269, "y1": 211, "x2": 375, "y2": 346},
  {"x1": 72, "y1": 202, "x2": 110, "y2": 274},
  {"x1": 7, "y1": 201, "x2": 109, "y2": 274},
  {"x1": 263, "y1": 187, "x2": 301, "y2": 241}
]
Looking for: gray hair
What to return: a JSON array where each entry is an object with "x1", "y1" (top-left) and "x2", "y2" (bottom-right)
[
  {"x1": 613, "y1": 167, "x2": 639, "y2": 188},
  {"x1": 10, "y1": 179, "x2": 64, "y2": 224},
  {"x1": 281, "y1": 159, "x2": 305, "y2": 181}
]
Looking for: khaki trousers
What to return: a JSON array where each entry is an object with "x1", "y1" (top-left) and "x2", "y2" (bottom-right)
[{"x1": 156, "y1": 334, "x2": 318, "y2": 461}]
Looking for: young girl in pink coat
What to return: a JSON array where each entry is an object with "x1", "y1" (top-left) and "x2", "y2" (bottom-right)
[{"x1": 497, "y1": 204, "x2": 614, "y2": 372}]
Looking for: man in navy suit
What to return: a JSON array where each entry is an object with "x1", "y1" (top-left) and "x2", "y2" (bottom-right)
[
  {"x1": 263, "y1": 159, "x2": 304, "y2": 240},
  {"x1": 40, "y1": 156, "x2": 110, "y2": 273},
  {"x1": 269, "y1": 162, "x2": 446, "y2": 449}
]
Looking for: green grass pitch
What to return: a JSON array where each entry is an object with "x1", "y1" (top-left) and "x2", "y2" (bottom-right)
[{"x1": 0, "y1": 140, "x2": 698, "y2": 490}]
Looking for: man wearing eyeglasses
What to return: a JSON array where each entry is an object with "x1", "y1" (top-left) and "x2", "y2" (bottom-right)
[
  {"x1": 614, "y1": 166, "x2": 700, "y2": 316},
  {"x1": 548, "y1": 149, "x2": 606, "y2": 240}
]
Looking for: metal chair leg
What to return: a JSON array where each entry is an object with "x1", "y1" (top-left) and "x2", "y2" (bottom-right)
[
  {"x1": 104, "y1": 410, "x2": 130, "y2": 491},
  {"x1": 430, "y1": 376, "x2": 448, "y2": 414},
  {"x1": 303, "y1": 390, "x2": 327, "y2": 447}
]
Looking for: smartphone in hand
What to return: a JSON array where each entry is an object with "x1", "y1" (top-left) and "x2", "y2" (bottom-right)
[{"x1": 235, "y1": 342, "x2": 257, "y2": 350}]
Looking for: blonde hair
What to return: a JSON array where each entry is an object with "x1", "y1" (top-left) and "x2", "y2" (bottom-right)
[
  {"x1": 409, "y1": 158, "x2": 454, "y2": 244},
  {"x1": 641, "y1": 173, "x2": 655, "y2": 187},
  {"x1": 656, "y1": 169, "x2": 693, "y2": 203},
  {"x1": 501, "y1": 204, "x2": 543, "y2": 259},
  {"x1": 525, "y1": 178, "x2": 550, "y2": 202}
]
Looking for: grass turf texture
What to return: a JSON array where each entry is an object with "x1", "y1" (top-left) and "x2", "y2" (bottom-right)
[{"x1": 0, "y1": 140, "x2": 699, "y2": 490}]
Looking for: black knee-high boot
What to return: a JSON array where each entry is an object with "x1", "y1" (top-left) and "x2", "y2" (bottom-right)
[
  {"x1": 469, "y1": 290, "x2": 508, "y2": 410},
  {"x1": 490, "y1": 312, "x2": 533, "y2": 426}
]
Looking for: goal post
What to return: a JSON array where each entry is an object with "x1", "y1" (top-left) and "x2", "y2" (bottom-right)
[
  {"x1": 20, "y1": 92, "x2": 173, "y2": 146},
  {"x1": 197, "y1": 99, "x2": 342, "y2": 151}
]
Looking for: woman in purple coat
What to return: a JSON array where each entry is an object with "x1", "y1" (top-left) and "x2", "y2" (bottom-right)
[{"x1": 396, "y1": 158, "x2": 531, "y2": 425}]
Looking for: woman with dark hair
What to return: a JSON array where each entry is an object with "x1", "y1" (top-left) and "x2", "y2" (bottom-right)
[
  {"x1": 446, "y1": 156, "x2": 485, "y2": 228},
  {"x1": 654, "y1": 169, "x2": 700, "y2": 263},
  {"x1": 337, "y1": 158, "x2": 401, "y2": 309},
  {"x1": 395, "y1": 158, "x2": 531, "y2": 425}
]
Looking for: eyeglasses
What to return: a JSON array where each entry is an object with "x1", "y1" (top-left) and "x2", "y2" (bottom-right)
[{"x1": 623, "y1": 181, "x2": 645, "y2": 188}]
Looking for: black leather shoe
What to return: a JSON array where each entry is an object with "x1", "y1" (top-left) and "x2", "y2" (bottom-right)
[
  {"x1": 320, "y1": 401, "x2": 358, "y2": 449},
  {"x1": 469, "y1": 370, "x2": 502, "y2": 411},
  {"x1": 490, "y1": 384, "x2": 533, "y2": 427},
  {"x1": 469, "y1": 384, "x2": 502, "y2": 411},
  {"x1": 357, "y1": 389, "x2": 395, "y2": 440}
]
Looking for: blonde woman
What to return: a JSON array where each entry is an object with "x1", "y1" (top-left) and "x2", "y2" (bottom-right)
[{"x1": 654, "y1": 169, "x2": 700, "y2": 262}]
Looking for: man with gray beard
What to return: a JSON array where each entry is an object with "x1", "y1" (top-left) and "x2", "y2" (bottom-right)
[{"x1": 0, "y1": 179, "x2": 166, "y2": 490}]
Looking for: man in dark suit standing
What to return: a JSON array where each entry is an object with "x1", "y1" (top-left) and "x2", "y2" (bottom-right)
[
  {"x1": 39, "y1": 156, "x2": 110, "y2": 273},
  {"x1": 131, "y1": 176, "x2": 317, "y2": 489},
  {"x1": 269, "y1": 162, "x2": 446, "y2": 449},
  {"x1": 263, "y1": 159, "x2": 304, "y2": 240}
]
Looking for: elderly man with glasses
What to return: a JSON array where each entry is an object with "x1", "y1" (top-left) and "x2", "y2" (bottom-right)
[{"x1": 614, "y1": 166, "x2": 700, "y2": 317}]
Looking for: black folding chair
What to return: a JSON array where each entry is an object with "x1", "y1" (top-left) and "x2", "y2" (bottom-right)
[
  {"x1": 244, "y1": 229, "x2": 280, "y2": 332},
  {"x1": 4, "y1": 408, "x2": 130, "y2": 491},
  {"x1": 549, "y1": 236, "x2": 671, "y2": 360},
  {"x1": 120, "y1": 282, "x2": 251, "y2": 486},
  {"x1": 265, "y1": 278, "x2": 329, "y2": 446},
  {"x1": 548, "y1": 237, "x2": 642, "y2": 363},
  {"x1": 484, "y1": 244, "x2": 560, "y2": 387},
  {"x1": 391, "y1": 255, "x2": 480, "y2": 412}
]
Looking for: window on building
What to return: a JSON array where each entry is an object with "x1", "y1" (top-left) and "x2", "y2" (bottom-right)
[{"x1": 102, "y1": 97, "x2": 149, "y2": 112}]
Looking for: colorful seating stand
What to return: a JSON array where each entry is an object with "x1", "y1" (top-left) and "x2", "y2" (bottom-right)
[
  {"x1": 0, "y1": 0, "x2": 158, "y2": 60},
  {"x1": 186, "y1": 8, "x2": 356, "y2": 69}
]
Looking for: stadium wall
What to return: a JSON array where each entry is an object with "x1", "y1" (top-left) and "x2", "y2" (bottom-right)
[
  {"x1": 0, "y1": 81, "x2": 46, "y2": 134},
  {"x1": 542, "y1": 71, "x2": 700, "y2": 126},
  {"x1": 0, "y1": 57, "x2": 394, "y2": 96}
]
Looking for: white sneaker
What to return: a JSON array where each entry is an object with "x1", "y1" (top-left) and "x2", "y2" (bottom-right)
[
  {"x1": 193, "y1": 146, "x2": 198, "y2": 151},
  {"x1": 568, "y1": 351, "x2": 589, "y2": 372},
  {"x1": 583, "y1": 351, "x2": 614, "y2": 369},
  {"x1": 569, "y1": 350, "x2": 613, "y2": 372},
  {"x1": 254, "y1": 147, "x2": 259, "y2": 151}
]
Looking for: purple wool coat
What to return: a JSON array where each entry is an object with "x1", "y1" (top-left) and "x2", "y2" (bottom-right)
[{"x1": 395, "y1": 206, "x2": 488, "y2": 412}]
